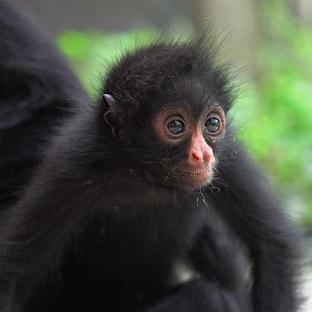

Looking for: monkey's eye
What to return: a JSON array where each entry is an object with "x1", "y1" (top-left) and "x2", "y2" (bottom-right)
[
  {"x1": 205, "y1": 116, "x2": 221, "y2": 133},
  {"x1": 167, "y1": 119, "x2": 186, "y2": 136}
]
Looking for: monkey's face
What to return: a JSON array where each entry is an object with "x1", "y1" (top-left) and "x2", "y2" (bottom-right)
[
  {"x1": 103, "y1": 93, "x2": 227, "y2": 191},
  {"x1": 150, "y1": 104, "x2": 226, "y2": 190},
  {"x1": 102, "y1": 41, "x2": 233, "y2": 191}
]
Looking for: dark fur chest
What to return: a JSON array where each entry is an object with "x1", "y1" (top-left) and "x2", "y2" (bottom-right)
[{"x1": 74, "y1": 187, "x2": 209, "y2": 289}]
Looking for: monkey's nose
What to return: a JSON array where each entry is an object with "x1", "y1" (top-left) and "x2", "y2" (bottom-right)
[
  {"x1": 188, "y1": 132, "x2": 215, "y2": 166},
  {"x1": 189, "y1": 148, "x2": 214, "y2": 166},
  {"x1": 188, "y1": 144, "x2": 215, "y2": 166}
]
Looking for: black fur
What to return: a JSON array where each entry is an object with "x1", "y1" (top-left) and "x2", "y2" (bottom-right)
[
  {"x1": 0, "y1": 0, "x2": 89, "y2": 210},
  {"x1": 0, "y1": 2, "x2": 301, "y2": 312}
]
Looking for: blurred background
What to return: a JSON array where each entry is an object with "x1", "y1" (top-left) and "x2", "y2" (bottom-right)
[{"x1": 11, "y1": 0, "x2": 312, "y2": 304}]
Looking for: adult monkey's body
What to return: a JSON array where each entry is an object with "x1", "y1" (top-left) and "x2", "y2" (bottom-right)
[
  {"x1": 0, "y1": 1, "x2": 300, "y2": 312},
  {"x1": 0, "y1": 0, "x2": 89, "y2": 211}
]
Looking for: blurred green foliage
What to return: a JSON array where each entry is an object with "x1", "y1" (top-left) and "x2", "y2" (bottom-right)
[
  {"x1": 58, "y1": 29, "x2": 159, "y2": 96},
  {"x1": 234, "y1": 1, "x2": 312, "y2": 228},
  {"x1": 57, "y1": 2, "x2": 312, "y2": 230}
]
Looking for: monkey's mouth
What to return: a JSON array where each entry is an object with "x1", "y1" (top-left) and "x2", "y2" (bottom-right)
[
  {"x1": 159, "y1": 163, "x2": 214, "y2": 190},
  {"x1": 181, "y1": 166, "x2": 214, "y2": 189}
]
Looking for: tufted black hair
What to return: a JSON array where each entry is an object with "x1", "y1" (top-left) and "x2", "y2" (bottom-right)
[{"x1": 103, "y1": 40, "x2": 234, "y2": 113}]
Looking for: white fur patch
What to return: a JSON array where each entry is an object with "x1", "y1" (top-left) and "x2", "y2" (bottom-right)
[{"x1": 169, "y1": 258, "x2": 200, "y2": 286}]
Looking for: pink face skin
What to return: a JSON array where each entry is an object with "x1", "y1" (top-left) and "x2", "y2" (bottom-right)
[
  {"x1": 153, "y1": 105, "x2": 226, "y2": 189},
  {"x1": 186, "y1": 127, "x2": 216, "y2": 186}
]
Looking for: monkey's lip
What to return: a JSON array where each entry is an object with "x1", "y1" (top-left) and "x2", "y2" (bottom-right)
[{"x1": 182, "y1": 166, "x2": 213, "y2": 186}]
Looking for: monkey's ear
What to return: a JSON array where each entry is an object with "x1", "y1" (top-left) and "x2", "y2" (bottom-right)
[{"x1": 103, "y1": 94, "x2": 122, "y2": 139}]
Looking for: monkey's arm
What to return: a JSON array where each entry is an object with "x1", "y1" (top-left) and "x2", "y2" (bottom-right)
[
  {"x1": 143, "y1": 278, "x2": 242, "y2": 312},
  {"x1": 188, "y1": 223, "x2": 250, "y2": 312},
  {"x1": 209, "y1": 143, "x2": 301, "y2": 312},
  {"x1": 0, "y1": 0, "x2": 88, "y2": 130},
  {"x1": 0, "y1": 0, "x2": 90, "y2": 211},
  {"x1": 0, "y1": 156, "x2": 93, "y2": 310},
  {"x1": 142, "y1": 208, "x2": 250, "y2": 312}
]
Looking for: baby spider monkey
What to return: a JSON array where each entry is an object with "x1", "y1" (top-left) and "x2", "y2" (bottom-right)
[{"x1": 0, "y1": 4, "x2": 301, "y2": 310}]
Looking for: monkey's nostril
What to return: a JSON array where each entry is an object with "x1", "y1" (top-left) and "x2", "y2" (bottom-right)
[{"x1": 191, "y1": 151, "x2": 202, "y2": 163}]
